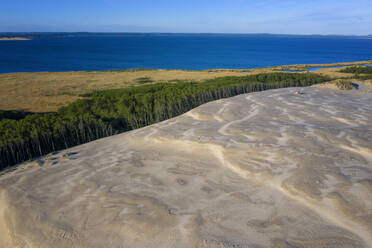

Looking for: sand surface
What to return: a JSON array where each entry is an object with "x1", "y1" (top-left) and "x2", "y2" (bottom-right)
[{"x1": 0, "y1": 86, "x2": 371, "y2": 248}]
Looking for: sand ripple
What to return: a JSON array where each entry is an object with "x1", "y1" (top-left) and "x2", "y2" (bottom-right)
[{"x1": 1, "y1": 86, "x2": 371, "y2": 248}]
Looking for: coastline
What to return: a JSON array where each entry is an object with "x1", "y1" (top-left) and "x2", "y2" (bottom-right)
[
  {"x1": 0, "y1": 60, "x2": 371, "y2": 75},
  {"x1": 0, "y1": 60, "x2": 371, "y2": 112}
]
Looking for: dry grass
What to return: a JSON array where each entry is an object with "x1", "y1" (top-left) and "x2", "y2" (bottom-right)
[
  {"x1": 0, "y1": 69, "x2": 267, "y2": 112},
  {"x1": 276, "y1": 60, "x2": 372, "y2": 70},
  {"x1": 0, "y1": 60, "x2": 371, "y2": 112},
  {"x1": 308, "y1": 67, "x2": 355, "y2": 78}
]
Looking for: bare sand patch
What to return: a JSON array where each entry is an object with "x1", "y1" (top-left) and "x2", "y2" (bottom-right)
[{"x1": 0, "y1": 86, "x2": 371, "y2": 247}]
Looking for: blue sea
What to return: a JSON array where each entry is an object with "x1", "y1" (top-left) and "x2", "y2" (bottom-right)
[{"x1": 0, "y1": 34, "x2": 371, "y2": 73}]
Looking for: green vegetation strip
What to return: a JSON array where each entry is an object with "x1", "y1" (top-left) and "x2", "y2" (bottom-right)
[
  {"x1": 0, "y1": 110, "x2": 33, "y2": 121},
  {"x1": 340, "y1": 66, "x2": 372, "y2": 74},
  {"x1": 0, "y1": 73, "x2": 329, "y2": 169}
]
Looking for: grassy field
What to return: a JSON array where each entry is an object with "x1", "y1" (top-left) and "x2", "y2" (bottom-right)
[
  {"x1": 0, "y1": 60, "x2": 370, "y2": 112},
  {"x1": 0, "y1": 69, "x2": 250, "y2": 112}
]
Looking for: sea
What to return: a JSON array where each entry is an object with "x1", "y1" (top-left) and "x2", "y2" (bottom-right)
[{"x1": 0, "y1": 34, "x2": 371, "y2": 73}]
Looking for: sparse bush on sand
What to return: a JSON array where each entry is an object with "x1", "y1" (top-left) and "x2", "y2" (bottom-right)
[{"x1": 335, "y1": 79, "x2": 355, "y2": 90}]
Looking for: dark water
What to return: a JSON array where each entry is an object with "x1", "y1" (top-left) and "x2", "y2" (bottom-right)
[
  {"x1": 0, "y1": 35, "x2": 371, "y2": 73},
  {"x1": 281, "y1": 70, "x2": 305, "y2": 72}
]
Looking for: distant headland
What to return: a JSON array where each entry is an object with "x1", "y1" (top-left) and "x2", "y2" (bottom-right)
[{"x1": 0, "y1": 37, "x2": 31, "y2": 40}]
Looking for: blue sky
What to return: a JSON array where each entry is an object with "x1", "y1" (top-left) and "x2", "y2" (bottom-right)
[{"x1": 1, "y1": 0, "x2": 371, "y2": 35}]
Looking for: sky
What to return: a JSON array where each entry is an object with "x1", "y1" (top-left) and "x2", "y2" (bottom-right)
[{"x1": 1, "y1": 0, "x2": 371, "y2": 35}]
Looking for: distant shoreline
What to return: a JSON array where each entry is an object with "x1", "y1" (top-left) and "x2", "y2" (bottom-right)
[
  {"x1": 0, "y1": 32, "x2": 371, "y2": 40},
  {"x1": 0, "y1": 37, "x2": 31, "y2": 40},
  {"x1": 0, "y1": 60, "x2": 371, "y2": 75}
]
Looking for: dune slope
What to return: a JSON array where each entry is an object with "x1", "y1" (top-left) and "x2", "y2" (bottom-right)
[{"x1": 0, "y1": 86, "x2": 371, "y2": 248}]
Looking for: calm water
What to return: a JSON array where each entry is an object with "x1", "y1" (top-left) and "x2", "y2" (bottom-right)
[
  {"x1": 307, "y1": 66, "x2": 348, "y2": 71},
  {"x1": 0, "y1": 35, "x2": 371, "y2": 73}
]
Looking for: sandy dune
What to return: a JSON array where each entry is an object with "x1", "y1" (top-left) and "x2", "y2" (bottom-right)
[{"x1": 0, "y1": 86, "x2": 371, "y2": 248}]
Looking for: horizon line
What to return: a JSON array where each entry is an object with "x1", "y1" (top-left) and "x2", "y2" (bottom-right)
[{"x1": 0, "y1": 31, "x2": 371, "y2": 37}]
